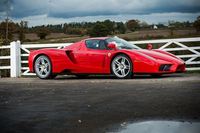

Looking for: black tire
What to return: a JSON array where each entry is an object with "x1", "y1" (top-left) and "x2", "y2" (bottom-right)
[
  {"x1": 34, "y1": 55, "x2": 55, "y2": 79},
  {"x1": 111, "y1": 54, "x2": 133, "y2": 79}
]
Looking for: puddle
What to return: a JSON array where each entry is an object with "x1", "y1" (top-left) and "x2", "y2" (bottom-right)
[{"x1": 112, "y1": 121, "x2": 200, "y2": 133}]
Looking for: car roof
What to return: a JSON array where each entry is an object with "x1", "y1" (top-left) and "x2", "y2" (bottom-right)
[{"x1": 84, "y1": 37, "x2": 110, "y2": 41}]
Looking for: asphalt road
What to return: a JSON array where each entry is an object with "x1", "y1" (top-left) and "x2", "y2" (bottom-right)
[{"x1": 0, "y1": 73, "x2": 200, "y2": 133}]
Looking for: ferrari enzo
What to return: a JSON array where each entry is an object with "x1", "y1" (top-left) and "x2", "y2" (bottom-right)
[{"x1": 28, "y1": 36, "x2": 185, "y2": 79}]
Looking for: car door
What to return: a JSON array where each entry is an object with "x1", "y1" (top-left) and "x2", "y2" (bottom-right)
[{"x1": 74, "y1": 39, "x2": 109, "y2": 73}]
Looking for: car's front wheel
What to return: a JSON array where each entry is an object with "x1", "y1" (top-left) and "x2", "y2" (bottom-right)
[
  {"x1": 34, "y1": 55, "x2": 55, "y2": 79},
  {"x1": 111, "y1": 54, "x2": 133, "y2": 79}
]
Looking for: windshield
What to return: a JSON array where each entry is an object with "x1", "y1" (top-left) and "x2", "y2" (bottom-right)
[{"x1": 105, "y1": 36, "x2": 141, "y2": 50}]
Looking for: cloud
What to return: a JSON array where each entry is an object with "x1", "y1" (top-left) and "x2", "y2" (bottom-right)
[
  {"x1": 11, "y1": 12, "x2": 200, "y2": 27},
  {"x1": 10, "y1": 0, "x2": 49, "y2": 18},
  {"x1": 0, "y1": 0, "x2": 200, "y2": 26},
  {"x1": 1, "y1": 0, "x2": 200, "y2": 19},
  {"x1": 0, "y1": 0, "x2": 13, "y2": 15}
]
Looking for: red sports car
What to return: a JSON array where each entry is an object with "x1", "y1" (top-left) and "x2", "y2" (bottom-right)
[{"x1": 28, "y1": 36, "x2": 185, "y2": 79}]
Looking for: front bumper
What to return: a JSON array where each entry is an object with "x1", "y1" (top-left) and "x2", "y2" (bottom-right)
[{"x1": 157, "y1": 63, "x2": 186, "y2": 73}]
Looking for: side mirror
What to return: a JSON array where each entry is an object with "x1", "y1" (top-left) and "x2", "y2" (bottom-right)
[
  {"x1": 147, "y1": 43, "x2": 153, "y2": 50},
  {"x1": 107, "y1": 43, "x2": 117, "y2": 50}
]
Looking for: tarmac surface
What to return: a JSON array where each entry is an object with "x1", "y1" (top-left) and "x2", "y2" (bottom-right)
[{"x1": 0, "y1": 73, "x2": 200, "y2": 133}]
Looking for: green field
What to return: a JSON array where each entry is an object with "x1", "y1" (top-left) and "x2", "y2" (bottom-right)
[{"x1": 13, "y1": 28, "x2": 199, "y2": 44}]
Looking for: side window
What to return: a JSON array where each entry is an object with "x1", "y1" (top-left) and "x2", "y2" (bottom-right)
[
  {"x1": 99, "y1": 40, "x2": 107, "y2": 50},
  {"x1": 85, "y1": 40, "x2": 107, "y2": 50}
]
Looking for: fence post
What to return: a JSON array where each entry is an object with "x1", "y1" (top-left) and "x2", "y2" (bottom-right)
[{"x1": 10, "y1": 41, "x2": 21, "y2": 77}]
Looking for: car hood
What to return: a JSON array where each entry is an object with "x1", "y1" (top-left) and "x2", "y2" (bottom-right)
[{"x1": 135, "y1": 49, "x2": 183, "y2": 64}]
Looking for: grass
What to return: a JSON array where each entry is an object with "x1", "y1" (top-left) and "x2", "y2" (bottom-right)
[
  {"x1": 20, "y1": 28, "x2": 200, "y2": 44},
  {"x1": 23, "y1": 36, "x2": 89, "y2": 44}
]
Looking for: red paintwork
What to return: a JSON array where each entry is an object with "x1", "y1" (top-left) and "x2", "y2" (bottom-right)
[{"x1": 28, "y1": 37, "x2": 185, "y2": 75}]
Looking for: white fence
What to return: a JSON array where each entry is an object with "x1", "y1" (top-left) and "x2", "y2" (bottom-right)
[{"x1": 0, "y1": 37, "x2": 200, "y2": 77}]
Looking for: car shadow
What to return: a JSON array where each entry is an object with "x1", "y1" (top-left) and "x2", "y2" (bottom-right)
[{"x1": 54, "y1": 74, "x2": 185, "y2": 80}]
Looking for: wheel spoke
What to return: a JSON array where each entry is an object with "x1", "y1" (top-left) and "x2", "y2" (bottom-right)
[
  {"x1": 41, "y1": 58, "x2": 45, "y2": 64},
  {"x1": 43, "y1": 69, "x2": 48, "y2": 74},
  {"x1": 37, "y1": 64, "x2": 42, "y2": 69},
  {"x1": 45, "y1": 63, "x2": 49, "y2": 68},
  {"x1": 114, "y1": 60, "x2": 120, "y2": 66},
  {"x1": 121, "y1": 69, "x2": 125, "y2": 76},
  {"x1": 121, "y1": 57, "x2": 125, "y2": 63},
  {"x1": 114, "y1": 67, "x2": 120, "y2": 73},
  {"x1": 39, "y1": 69, "x2": 44, "y2": 75},
  {"x1": 125, "y1": 65, "x2": 130, "y2": 69}
]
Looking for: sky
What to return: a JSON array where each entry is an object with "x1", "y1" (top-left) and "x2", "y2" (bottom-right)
[{"x1": 0, "y1": 0, "x2": 200, "y2": 26}]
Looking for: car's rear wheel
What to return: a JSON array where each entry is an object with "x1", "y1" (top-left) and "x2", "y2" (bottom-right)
[
  {"x1": 111, "y1": 54, "x2": 133, "y2": 79},
  {"x1": 34, "y1": 55, "x2": 55, "y2": 79}
]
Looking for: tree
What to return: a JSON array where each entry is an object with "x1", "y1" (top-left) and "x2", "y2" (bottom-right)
[
  {"x1": 19, "y1": 21, "x2": 28, "y2": 42},
  {"x1": 102, "y1": 20, "x2": 115, "y2": 34},
  {"x1": 115, "y1": 22, "x2": 126, "y2": 34},
  {"x1": 194, "y1": 16, "x2": 200, "y2": 32},
  {"x1": 126, "y1": 19, "x2": 140, "y2": 31},
  {"x1": 66, "y1": 27, "x2": 84, "y2": 35},
  {"x1": 139, "y1": 21, "x2": 150, "y2": 29},
  {"x1": 0, "y1": 20, "x2": 17, "y2": 45},
  {"x1": 168, "y1": 21, "x2": 176, "y2": 37},
  {"x1": 89, "y1": 23, "x2": 110, "y2": 37},
  {"x1": 36, "y1": 27, "x2": 50, "y2": 39},
  {"x1": 168, "y1": 20, "x2": 184, "y2": 28},
  {"x1": 156, "y1": 23, "x2": 167, "y2": 29}
]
